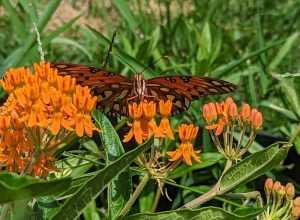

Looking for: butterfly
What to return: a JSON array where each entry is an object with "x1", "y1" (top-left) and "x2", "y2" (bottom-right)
[{"x1": 50, "y1": 62, "x2": 236, "y2": 117}]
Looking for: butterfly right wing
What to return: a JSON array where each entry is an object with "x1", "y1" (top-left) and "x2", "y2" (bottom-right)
[{"x1": 50, "y1": 62, "x2": 134, "y2": 116}]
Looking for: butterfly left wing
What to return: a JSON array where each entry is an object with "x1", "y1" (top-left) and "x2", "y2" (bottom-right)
[
  {"x1": 50, "y1": 62, "x2": 134, "y2": 116},
  {"x1": 146, "y1": 76, "x2": 236, "y2": 114}
]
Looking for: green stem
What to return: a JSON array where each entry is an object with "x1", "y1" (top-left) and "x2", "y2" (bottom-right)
[
  {"x1": 209, "y1": 131, "x2": 226, "y2": 157},
  {"x1": 181, "y1": 160, "x2": 232, "y2": 208},
  {"x1": 290, "y1": 122, "x2": 300, "y2": 143},
  {"x1": 151, "y1": 182, "x2": 165, "y2": 212},
  {"x1": 117, "y1": 173, "x2": 150, "y2": 219},
  {"x1": 235, "y1": 125, "x2": 246, "y2": 154},
  {"x1": 0, "y1": 203, "x2": 12, "y2": 220},
  {"x1": 238, "y1": 131, "x2": 256, "y2": 157},
  {"x1": 20, "y1": 148, "x2": 41, "y2": 176}
]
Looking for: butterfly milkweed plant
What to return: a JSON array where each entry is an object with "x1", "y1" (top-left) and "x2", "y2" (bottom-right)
[{"x1": 0, "y1": 61, "x2": 293, "y2": 220}]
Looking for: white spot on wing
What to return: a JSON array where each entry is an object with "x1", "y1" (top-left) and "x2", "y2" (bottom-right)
[
  {"x1": 166, "y1": 95, "x2": 175, "y2": 101},
  {"x1": 111, "y1": 84, "x2": 120, "y2": 89},
  {"x1": 212, "y1": 80, "x2": 222, "y2": 86},
  {"x1": 208, "y1": 88, "x2": 219, "y2": 93}
]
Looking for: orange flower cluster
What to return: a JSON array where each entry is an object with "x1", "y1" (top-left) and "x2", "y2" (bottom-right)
[
  {"x1": 203, "y1": 97, "x2": 263, "y2": 136},
  {"x1": 0, "y1": 62, "x2": 99, "y2": 176},
  {"x1": 167, "y1": 124, "x2": 201, "y2": 166},
  {"x1": 202, "y1": 97, "x2": 263, "y2": 160},
  {"x1": 123, "y1": 100, "x2": 174, "y2": 144},
  {"x1": 124, "y1": 99, "x2": 201, "y2": 166},
  {"x1": 263, "y1": 178, "x2": 300, "y2": 219}
]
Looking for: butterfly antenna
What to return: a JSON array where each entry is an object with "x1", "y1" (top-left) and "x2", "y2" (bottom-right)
[
  {"x1": 140, "y1": 55, "x2": 168, "y2": 73},
  {"x1": 102, "y1": 29, "x2": 118, "y2": 68},
  {"x1": 111, "y1": 52, "x2": 138, "y2": 73}
]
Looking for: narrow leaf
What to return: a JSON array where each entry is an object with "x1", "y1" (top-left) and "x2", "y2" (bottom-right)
[
  {"x1": 50, "y1": 138, "x2": 153, "y2": 220},
  {"x1": 0, "y1": 172, "x2": 71, "y2": 204},
  {"x1": 210, "y1": 40, "x2": 285, "y2": 77},
  {"x1": 92, "y1": 110, "x2": 132, "y2": 220}
]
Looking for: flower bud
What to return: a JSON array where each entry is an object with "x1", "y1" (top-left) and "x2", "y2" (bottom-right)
[
  {"x1": 294, "y1": 197, "x2": 300, "y2": 207},
  {"x1": 265, "y1": 178, "x2": 274, "y2": 192},
  {"x1": 292, "y1": 206, "x2": 300, "y2": 218},
  {"x1": 225, "y1": 97, "x2": 233, "y2": 106},
  {"x1": 273, "y1": 181, "x2": 281, "y2": 192},
  {"x1": 251, "y1": 111, "x2": 263, "y2": 130},
  {"x1": 240, "y1": 103, "x2": 251, "y2": 124},
  {"x1": 209, "y1": 102, "x2": 217, "y2": 119},
  {"x1": 250, "y1": 108, "x2": 258, "y2": 121},
  {"x1": 228, "y1": 103, "x2": 238, "y2": 121},
  {"x1": 202, "y1": 102, "x2": 217, "y2": 124},
  {"x1": 277, "y1": 185, "x2": 286, "y2": 199},
  {"x1": 285, "y1": 183, "x2": 295, "y2": 200}
]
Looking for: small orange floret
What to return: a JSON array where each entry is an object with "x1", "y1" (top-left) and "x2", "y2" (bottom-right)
[
  {"x1": 123, "y1": 102, "x2": 143, "y2": 144},
  {"x1": 205, "y1": 101, "x2": 230, "y2": 136},
  {"x1": 251, "y1": 111, "x2": 263, "y2": 130},
  {"x1": 167, "y1": 124, "x2": 201, "y2": 166},
  {"x1": 158, "y1": 100, "x2": 174, "y2": 140},
  {"x1": 240, "y1": 103, "x2": 251, "y2": 124}
]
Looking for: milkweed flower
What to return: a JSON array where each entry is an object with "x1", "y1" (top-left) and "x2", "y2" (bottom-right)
[
  {"x1": 158, "y1": 100, "x2": 174, "y2": 140},
  {"x1": 202, "y1": 97, "x2": 263, "y2": 160},
  {"x1": 0, "y1": 62, "x2": 99, "y2": 177},
  {"x1": 260, "y1": 178, "x2": 299, "y2": 220},
  {"x1": 166, "y1": 124, "x2": 201, "y2": 166},
  {"x1": 124, "y1": 100, "x2": 170, "y2": 144},
  {"x1": 123, "y1": 102, "x2": 143, "y2": 144}
]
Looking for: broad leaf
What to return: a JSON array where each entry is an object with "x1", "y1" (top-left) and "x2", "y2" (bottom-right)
[
  {"x1": 50, "y1": 138, "x2": 153, "y2": 220},
  {"x1": 210, "y1": 39, "x2": 285, "y2": 77},
  {"x1": 92, "y1": 110, "x2": 132, "y2": 220},
  {"x1": 0, "y1": 172, "x2": 71, "y2": 204},
  {"x1": 125, "y1": 207, "x2": 263, "y2": 220},
  {"x1": 219, "y1": 142, "x2": 291, "y2": 193}
]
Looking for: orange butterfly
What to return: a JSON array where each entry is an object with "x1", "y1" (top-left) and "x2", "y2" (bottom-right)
[{"x1": 50, "y1": 62, "x2": 236, "y2": 117}]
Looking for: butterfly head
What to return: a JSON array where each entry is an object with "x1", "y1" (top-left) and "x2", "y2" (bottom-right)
[{"x1": 133, "y1": 73, "x2": 146, "y2": 100}]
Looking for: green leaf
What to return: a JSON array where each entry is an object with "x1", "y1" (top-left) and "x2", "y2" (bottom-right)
[
  {"x1": 0, "y1": 172, "x2": 71, "y2": 204},
  {"x1": 111, "y1": 0, "x2": 138, "y2": 32},
  {"x1": 52, "y1": 37, "x2": 92, "y2": 61},
  {"x1": 210, "y1": 39, "x2": 285, "y2": 77},
  {"x1": 219, "y1": 142, "x2": 291, "y2": 193},
  {"x1": 125, "y1": 206, "x2": 263, "y2": 220},
  {"x1": 92, "y1": 110, "x2": 132, "y2": 220},
  {"x1": 1, "y1": 0, "x2": 26, "y2": 40},
  {"x1": 87, "y1": 26, "x2": 156, "y2": 76},
  {"x1": 270, "y1": 33, "x2": 299, "y2": 69},
  {"x1": 169, "y1": 153, "x2": 223, "y2": 179},
  {"x1": 49, "y1": 138, "x2": 153, "y2": 220},
  {"x1": 0, "y1": 0, "x2": 61, "y2": 73}
]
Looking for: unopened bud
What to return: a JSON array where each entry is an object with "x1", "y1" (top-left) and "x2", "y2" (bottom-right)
[
  {"x1": 250, "y1": 108, "x2": 258, "y2": 120},
  {"x1": 251, "y1": 111, "x2": 263, "y2": 130},
  {"x1": 228, "y1": 103, "x2": 238, "y2": 121},
  {"x1": 225, "y1": 97, "x2": 233, "y2": 106},
  {"x1": 273, "y1": 181, "x2": 281, "y2": 192},
  {"x1": 292, "y1": 206, "x2": 300, "y2": 218},
  {"x1": 202, "y1": 102, "x2": 217, "y2": 124},
  {"x1": 265, "y1": 178, "x2": 274, "y2": 192},
  {"x1": 277, "y1": 185, "x2": 286, "y2": 199},
  {"x1": 294, "y1": 197, "x2": 300, "y2": 207},
  {"x1": 285, "y1": 183, "x2": 295, "y2": 200},
  {"x1": 240, "y1": 103, "x2": 251, "y2": 124}
]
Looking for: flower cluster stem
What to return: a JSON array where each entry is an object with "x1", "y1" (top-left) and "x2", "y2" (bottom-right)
[
  {"x1": 117, "y1": 173, "x2": 150, "y2": 219},
  {"x1": 181, "y1": 160, "x2": 232, "y2": 208}
]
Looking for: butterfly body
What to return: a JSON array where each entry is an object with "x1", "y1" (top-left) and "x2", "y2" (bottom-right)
[{"x1": 50, "y1": 62, "x2": 236, "y2": 116}]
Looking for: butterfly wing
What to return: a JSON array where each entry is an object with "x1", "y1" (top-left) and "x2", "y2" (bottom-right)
[
  {"x1": 146, "y1": 76, "x2": 236, "y2": 114},
  {"x1": 50, "y1": 62, "x2": 133, "y2": 116}
]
